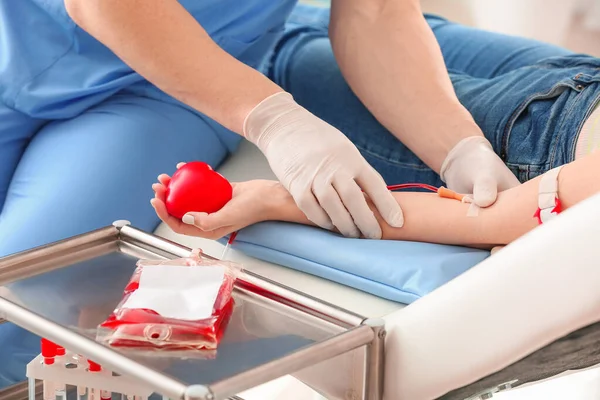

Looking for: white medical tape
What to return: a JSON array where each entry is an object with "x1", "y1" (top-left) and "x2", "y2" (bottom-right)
[
  {"x1": 461, "y1": 196, "x2": 480, "y2": 217},
  {"x1": 466, "y1": 202, "x2": 480, "y2": 217},
  {"x1": 538, "y1": 166, "x2": 564, "y2": 210}
]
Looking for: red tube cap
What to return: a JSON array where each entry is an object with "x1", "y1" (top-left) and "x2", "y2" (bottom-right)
[
  {"x1": 40, "y1": 338, "x2": 57, "y2": 365},
  {"x1": 88, "y1": 360, "x2": 102, "y2": 372},
  {"x1": 56, "y1": 346, "x2": 66, "y2": 356}
]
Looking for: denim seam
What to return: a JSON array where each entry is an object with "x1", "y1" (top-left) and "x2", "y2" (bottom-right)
[
  {"x1": 549, "y1": 84, "x2": 584, "y2": 168},
  {"x1": 502, "y1": 92, "x2": 538, "y2": 161},
  {"x1": 501, "y1": 80, "x2": 576, "y2": 169},
  {"x1": 534, "y1": 59, "x2": 600, "y2": 71}
]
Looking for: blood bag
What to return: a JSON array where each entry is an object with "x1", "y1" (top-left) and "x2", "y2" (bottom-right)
[{"x1": 97, "y1": 250, "x2": 239, "y2": 351}]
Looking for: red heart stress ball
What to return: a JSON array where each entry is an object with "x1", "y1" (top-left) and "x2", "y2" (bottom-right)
[{"x1": 165, "y1": 162, "x2": 233, "y2": 219}]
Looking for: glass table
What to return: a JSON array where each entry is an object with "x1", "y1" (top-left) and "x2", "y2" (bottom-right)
[
  {"x1": 0, "y1": 221, "x2": 385, "y2": 400},
  {"x1": 3, "y1": 221, "x2": 598, "y2": 400}
]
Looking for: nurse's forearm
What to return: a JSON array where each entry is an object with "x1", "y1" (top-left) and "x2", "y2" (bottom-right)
[
  {"x1": 64, "y1": 0, "x2": 281, "y2": 134},
  {"x1": 329, "y1": 0, "x2": 483, "y2": 172},
  {"x1": 274, "y1": 153, "x2": 600, "y2": 246}
]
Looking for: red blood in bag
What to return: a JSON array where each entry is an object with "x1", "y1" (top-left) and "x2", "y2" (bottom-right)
[
  {"x1": 98, "y1": 263, "x2": 237, "y2": 351},
  {"x1": 100, "y1": 300, "x2": 235, "y2": 351},
  {"x1": 165, "y1": 162, "x2": 232, "y2": 219}
]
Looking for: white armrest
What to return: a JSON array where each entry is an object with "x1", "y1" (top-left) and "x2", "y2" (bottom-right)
[{"x1": 383, "y1": 192, "x2": 600, "y2": 399}]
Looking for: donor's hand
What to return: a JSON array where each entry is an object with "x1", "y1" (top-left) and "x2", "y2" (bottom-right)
[{"x1": 151, "y1": 165, "x2": 285, "y2": 239}]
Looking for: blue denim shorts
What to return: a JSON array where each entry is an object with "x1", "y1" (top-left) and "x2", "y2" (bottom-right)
[
  {"x1": 268, "y1": 5, "x2": 600, "y2": 185},
  {"x1": 453, "y1": 55, "x2": 600, "y2": 182}
]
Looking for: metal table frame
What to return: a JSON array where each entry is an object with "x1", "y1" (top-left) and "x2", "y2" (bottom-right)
[{"x1": 0, "y1": 221, "x2": 385, "y2": 400}]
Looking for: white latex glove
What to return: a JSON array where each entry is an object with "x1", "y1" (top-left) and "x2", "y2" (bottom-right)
[
  {"x1": 243, "y1": 92, "x2": 404, "y2": 239},
  {"x1": 440, "y1": 136, "x2": 521, "y2": 207}
]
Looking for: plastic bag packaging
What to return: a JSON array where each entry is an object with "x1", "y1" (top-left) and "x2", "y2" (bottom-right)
[{"x1": 96, "y1": 250, "x2": 240, "y2": 351}]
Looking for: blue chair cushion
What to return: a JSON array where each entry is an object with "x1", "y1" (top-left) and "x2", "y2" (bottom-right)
[{"x1": 220, "y1": 222, "x2": 489, "y2": 304}]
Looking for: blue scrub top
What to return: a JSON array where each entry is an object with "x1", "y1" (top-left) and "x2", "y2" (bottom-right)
[{"x1": 0, "y1": 0, "x2": 297, "y2": 119}]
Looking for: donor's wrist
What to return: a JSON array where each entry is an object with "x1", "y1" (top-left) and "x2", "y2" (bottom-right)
[{"x1": 260, "y1": 181, "x2": 296, "y2": 222}]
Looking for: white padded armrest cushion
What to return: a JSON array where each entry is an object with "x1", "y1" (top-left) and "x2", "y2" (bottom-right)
[{"x1": 384, "y1": 192, "x2": 600, "y2": 400}]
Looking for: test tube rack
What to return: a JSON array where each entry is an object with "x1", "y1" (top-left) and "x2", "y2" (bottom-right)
[{"x1": 26, "y1": 352, "x2": 152, "y2": 400}]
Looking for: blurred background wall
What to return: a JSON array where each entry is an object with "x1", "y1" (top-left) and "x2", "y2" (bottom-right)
[
  {"x1": 304, "y1": 0, "x2": 600, "y2": 56},
  {"x1": 420, "y1": 0, "x2": 600, "y2": 56}
]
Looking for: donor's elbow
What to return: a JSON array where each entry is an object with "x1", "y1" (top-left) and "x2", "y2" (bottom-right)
[
  {"x1": 64, "y1": 0, "x2": 125, "y2": 31},
  {"x1": 330, "y1": 0, "x2": 423, "y2": 33},
  {"x1": 64, "y1": 0, "x2": 98, "y2": 28},
  {"x1": 64, "y1": 0, "x2": 85, "y2": 24},
  {"x1": 383, "y1": 0, "x2": 420, "y2": 17},
  {"x1": 330, "y1": 0, "x2": 421, "y2": 44}
]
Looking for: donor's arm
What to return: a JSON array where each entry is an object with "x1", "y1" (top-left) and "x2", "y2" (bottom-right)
[{"x1": 152, "y1": 153, "x2": 600, "y2": 248}]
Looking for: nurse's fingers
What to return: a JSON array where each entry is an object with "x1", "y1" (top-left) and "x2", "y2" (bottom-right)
[
  {"x1": 358, "y1": 169, "x2": 404, "y2": 229},
  {"x1": 333, "y1": 177, "x2": 380, "y2": 240},
  {"x1": 472, "y1": 175, "x2": 497, "y2": 208},
  {"x1": 313, "y1": 183, "x2": 360, "y2": 238},
  {"x1": 176, "y1": 162, "x2": 186, "y2": 169},
  {"x1": 289, "y1": 185, "x2": 334, "y2": 231}
]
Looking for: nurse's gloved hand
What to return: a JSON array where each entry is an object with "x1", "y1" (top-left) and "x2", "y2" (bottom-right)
[
  {"x1": 440, "y1": 136, "x2": 521, "y2": 207},
  {"x1": 243, "y1": 92, "x2": 403, "y2": 239}
]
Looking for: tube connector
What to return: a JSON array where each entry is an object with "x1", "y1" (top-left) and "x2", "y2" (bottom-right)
[{"x1": 437, "y1": 187, "x2": 466, "y2": 202}]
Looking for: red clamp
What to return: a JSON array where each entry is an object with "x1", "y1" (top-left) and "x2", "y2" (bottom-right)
[
  {"x1": 534, "y1": 166, "x2": 564, "y2": 225},
  {"x1": 534, "y1": 197, "x2": 562, "y2": 225}
]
